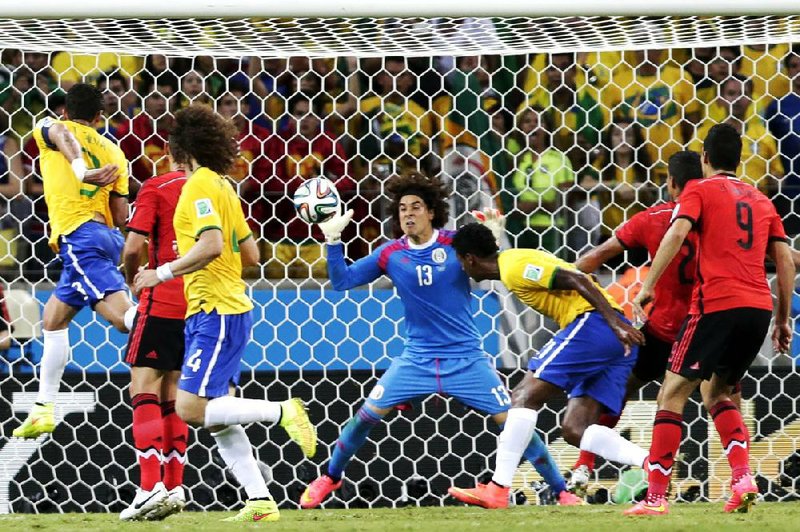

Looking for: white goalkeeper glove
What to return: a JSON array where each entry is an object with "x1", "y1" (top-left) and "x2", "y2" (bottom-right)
[
  {"x1": 471, "y1": 208, "x2": 506, "y2": 247},
  {"x1": 319, "y1": 208, "x2": 354, "y2": 244}
]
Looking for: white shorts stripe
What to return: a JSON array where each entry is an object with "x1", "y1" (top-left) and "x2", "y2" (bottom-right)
[
  {"x1": 533, "y1": 312, "x2": 591, "y2": 378},
  {"x1": 63, "y1": 236, "x2": 104, "y2": 299},
  {"x1": 198, "y1": 314, "x2": 226, "y2": 396}
]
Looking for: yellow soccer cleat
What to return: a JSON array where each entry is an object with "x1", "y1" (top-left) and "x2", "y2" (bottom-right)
[
  {"x1": 13, "y1": 402, "x2": 55, "y2": 439},
  {"x1": 279, "y1": 398, "x2": 317, "y2": 458},
  {"x1": 222, "y1": 498, "x2": 280, "y2": 522}
]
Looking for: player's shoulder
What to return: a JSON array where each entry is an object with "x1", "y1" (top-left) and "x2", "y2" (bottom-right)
[
  {"x1": 641, "y1": 200, "x2": 677, "y2": 217},
  {"x1": 146, "y1": 170, "x2": 188, "y2": 190}
]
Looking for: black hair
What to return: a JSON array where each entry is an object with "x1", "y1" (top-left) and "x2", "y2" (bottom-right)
[
  {"x1": 452, "y1": 223, "x2": 498, "y2": 258},
  {"x1": 784, "y1": 44, "x2": 800, "y2": 69},
  {"x1": 386, "y1": 172, "x2": 449, "y2": 232},
  {"x1": 668, "y1": 151, "x2": 702, "y2": 189},
  {"x1": 65, "y1": 83, "x2": 103, "y2": 122},
  {"x1": 287, "y1": 91, "x2": 321, "y2": 116},
  {"x1": 703, "y1": 123, "x2": 742, "y2": 171}
]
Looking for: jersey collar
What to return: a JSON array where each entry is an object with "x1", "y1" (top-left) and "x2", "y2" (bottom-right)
[{"x1": 406, "y1": 229, "x2": 439, "y2": 250}]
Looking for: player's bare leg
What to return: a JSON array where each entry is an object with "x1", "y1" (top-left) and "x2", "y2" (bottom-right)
[
  {"x1": 94, "y1": 290, "x2": 135, "y2": 333},
  {"x1": 12, "y1": 296, "x2": 78, "y2": 438}
]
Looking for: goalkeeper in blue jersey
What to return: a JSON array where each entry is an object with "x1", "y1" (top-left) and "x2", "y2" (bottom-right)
[{"x1": 300, "y1": 172, "x2": 583, "y2": 508}]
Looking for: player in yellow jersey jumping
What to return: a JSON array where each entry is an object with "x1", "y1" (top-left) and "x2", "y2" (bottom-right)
[
  {"x1": 448, "y1": 221, "x2": 647, "y2": 509},
  {"x1": 14, "y1": 84, "x2": 137, "y2": 439},
  {"x1": 133, "y1": 104, "x2": 316, "y2": 523}
]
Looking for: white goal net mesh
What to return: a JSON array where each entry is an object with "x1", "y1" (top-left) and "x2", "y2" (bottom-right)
[{"x1": 0, "y1": 13, "x2": 799, "y2": 514}]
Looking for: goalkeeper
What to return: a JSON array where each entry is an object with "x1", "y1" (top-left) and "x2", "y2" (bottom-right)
[{"x1": 300, "y1": 172, "x2": 583, "y2": 508}]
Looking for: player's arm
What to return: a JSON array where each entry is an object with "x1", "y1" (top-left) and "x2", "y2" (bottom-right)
[
  {"x1": 791, "y1": 248, "x2": 800, "y2": 270},
  {"x1": 768, "y1": 240, "x2": 794, "y2": 354},
  {"x1": 41, "y1": 121, "x2": 119, "y2": 186},
  {"x1": 632, "y1": 218, "x2": 692, "y2": 320},
  {"x1": 122, "y1": 231, "x2": 148, "y2": 287},
  {"x1": 109, "y1": 193, "x2": 128, "y2": 229},
  {"x1": 575, "y1": 236, "x2": 625, "y2": 273},
  {"x1": 551, "y1": 268, "x2": 645, "y2": 353},
  {"x1": 239, "y1": 235, "x2": 260, "y2": 268},
  {"x1": 326, "y1": 241, "x2": 383, "y2": 291}
]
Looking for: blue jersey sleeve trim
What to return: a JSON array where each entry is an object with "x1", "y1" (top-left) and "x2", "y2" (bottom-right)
[{"x1": 327, "y1": 242, "x2": 383, "y2": 291}]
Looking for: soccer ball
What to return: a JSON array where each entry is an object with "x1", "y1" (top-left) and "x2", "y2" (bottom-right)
[{"x1": 293, "y1": 177, "x2": 340, "y2": 224}]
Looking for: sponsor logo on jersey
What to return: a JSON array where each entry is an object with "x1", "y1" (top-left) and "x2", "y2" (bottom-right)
[
  {"x1": 523, "y1": 264, "x2": 543, "y2": 282},
  {"x1": 195, "y1": 198, "x2": 214, "y2": 218}
]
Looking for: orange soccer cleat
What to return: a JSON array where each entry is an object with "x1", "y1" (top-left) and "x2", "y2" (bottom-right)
[
  {"x1": 623, "y1": 497, "x2": 669, "y2": 516},
  {"x1": 300, "y1": 475, "x2": 343, "y2": 509},
  {"x1": 724, "y1": 474, "x2": 758, "y2": 513},
  {"x1": 448, "y1": 482, "x2": 509, "y2": 509}
]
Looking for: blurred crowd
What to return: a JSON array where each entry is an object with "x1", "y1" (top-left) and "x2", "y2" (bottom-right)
[{"x1": 1, "y1": 44, "x2": 799, "y2": 279}]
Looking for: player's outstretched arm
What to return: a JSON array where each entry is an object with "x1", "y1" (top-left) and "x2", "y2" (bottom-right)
[
  {"x1": 768, "y1": 239, "x2": 794, "y2": 353},
  {"x1": 552, "y1": 268, "x2": 645, "y2": 355},
  {"x1": 45, "y1": 121, "x2": 119, "y2": 186},
  {"x1": 574, "y1": 236, "x2": 625, "y2": 274}
]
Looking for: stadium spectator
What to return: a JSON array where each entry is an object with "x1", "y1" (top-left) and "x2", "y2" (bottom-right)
[
  {"x1": 178, "y1": 69, "x2": 211, "y2": 107},
  {"x1": 0, "y1": 108, "x2": 23, "y2": 267},
  {"x1": 695, "y1": 46, "x2": 742, "y2": 106},
  {"x1": 765, "y1": 44, "x2": 800, "y2": 235},
  {"x1": 690, "y1": 75, "x2": 782, "y2": 195},
  {"x1": 509, "y1": 106, "x2": 573, "y2": 253},
  {"x1": 96, "y1": 70, "x2": 136, "y2": 139},
  {"x1": 50, "y1": 51, "x2": 141, "y2": 91},
  {"x1": 739, "y1": 43, "x2": 791, "y2": 114}
]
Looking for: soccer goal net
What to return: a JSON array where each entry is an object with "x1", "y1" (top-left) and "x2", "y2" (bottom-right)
[{"x1": 1, "y1": 1, "x2": 799, "y2": 514}]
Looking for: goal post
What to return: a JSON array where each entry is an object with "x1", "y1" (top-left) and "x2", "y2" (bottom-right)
[{"x1": 0, "y1": 3, "x2": 799, "y2": 515}]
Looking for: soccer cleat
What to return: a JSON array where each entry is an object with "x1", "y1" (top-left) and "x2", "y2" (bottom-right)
[
  {"x1": 724, "y1": 474, "x2": 758, "y2": 513},
  {"x1": 119, "y1": 482, "x2": 169, "y2": 521},
  {"x1": 279, "y1": 398, "x2": 317, "y2": 458},
  {"x1": 147, "y1": 486, "x2": 186, "y2": 520},
  {"x1": 557, "y1": 490, "x2": 587, "y2": 506},
  {"x1": 300, "y1": 474, "x2": 343, "y2": 509},
  {"x1": 12, "y1": 403, "x2": 55, "y2": 439},
  {"x1": 623, "y1": 497, "x2": 669, "y2": 516},
  {"x1": 566, "y1": 464, "x2": 591, "y2": 497},
  {"x1": 222, "y1": 498, "x2": 280, "y2": 522},
  {"x1": 448, "y1": 482, "x2": 509, "y2": 509}
]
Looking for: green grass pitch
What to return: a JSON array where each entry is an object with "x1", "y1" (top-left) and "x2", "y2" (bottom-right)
[{"x1": 1, "y1": 503, "x2": 799, "y2": 531}]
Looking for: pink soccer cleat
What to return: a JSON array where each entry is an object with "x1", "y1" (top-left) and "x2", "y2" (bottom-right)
[
  {"x1": 623, "y1": 497, "x2": 669, "y2": 516},
  {"x1": 557, "y1": 490, "x2": 586, "y2": 506},
  {"x1": 448, "y1": 482, "x2": 509, "y2": 509},
  {"x1": 724, "y1": 474, "x2": 758, "y2": 513},
  {"x1": 299, "y1": 475, "x2": 343, "y2": 509}
]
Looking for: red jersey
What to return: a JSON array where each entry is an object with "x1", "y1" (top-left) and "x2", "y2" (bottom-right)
[
  {"x1": 615, "y1": 201, "x2": 696, "y2": 343},
  {"x1": 674, "y1": 174, "x2": 787, "y2": 314},
  {"x1": 127, "y1": 171, "x2": 187, "y2": 320}
]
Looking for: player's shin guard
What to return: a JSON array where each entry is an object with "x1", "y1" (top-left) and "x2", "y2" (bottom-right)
[
  {"x1": 493, "y1": 408, "x2": 538, "y2": 487},
  {"x1": 36, "y1": 329, "x2": 71, "y2": 404},
  {"x1": 327, "y1": 406, "x2": 383, "y2": 481},
  {"x1": 162, "y1": 400, "x2": 188, "y2": 491},
  {"x1": 645, "y1": 410, "x2": 683, "y2": 502},
  {"x1": 572, "y1": 413, "x2": 620, "y2": 471},
  {"x1": 710, "y1": 400, "x2": 751, "y2": 482},
  {"x1": 132, "y1": 393, "x2": 163, "y2": 491},
  {"x1": 579, "y1": 424, "x2": 648, "y2": 467},
  {"x1": 203, "y1": 395, "x2": 282, "y2": 427},
  {"x1": 212, "y1": 425, "x2": 271, "y2": 500}
]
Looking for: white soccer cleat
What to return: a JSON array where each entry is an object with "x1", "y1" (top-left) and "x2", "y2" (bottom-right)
[
  {"x1": 148, "y1": 485, "x2": 187, "y2": 520},
  {"x1": 567, "y1": 465, "x2": 591, "y2": 497},
  {"x1": 119, "y1": 482, "x2": 168, "y2": 521}
]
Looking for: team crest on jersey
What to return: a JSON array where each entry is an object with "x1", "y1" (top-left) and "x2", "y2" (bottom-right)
[
  {"x1": 432, "y1": 248, "x2": 447, "y2": 264},
  {"x1": 523, "y1": 264, "x2": 543, "y2": 282},
  {"x1": 195, "y1": 198, "x2": 214, "y2": 218}
]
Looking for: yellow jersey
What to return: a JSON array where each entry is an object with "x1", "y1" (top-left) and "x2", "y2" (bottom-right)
[
  {"x1": 33, "y1": 118, "x2": 130, "y2": 250},
  {"x1": 498, "y1": 248, "x2": 622, "y2": 330},
  {"x1": 173, "y1": 167, "x2": 253, "y2": 317}
]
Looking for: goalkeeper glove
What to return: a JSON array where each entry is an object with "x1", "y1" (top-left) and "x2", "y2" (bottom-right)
[
  {"x1": 471, "y1": 208, "x2": 506, "y2": 247},
  {"x1": 319, "y1": 208, "x2": 354, "y2": 244}
]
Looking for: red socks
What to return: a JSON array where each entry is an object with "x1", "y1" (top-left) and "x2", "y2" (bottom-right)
[
  {"x1": 162, "y1": 400, "x2": 189, "y2": 491},
  {"x1": 710, "y1": 400, "x2": 751, "y2": 482},
  {"x1": 646, "y1": 410, "x2": 683, "y2": 502},
  {"x1": 131, "y1": 393, "x2": 162, "y2": 491},
  {"x1": 572, "y1": 413, "x2": 621, "y2": 471}
]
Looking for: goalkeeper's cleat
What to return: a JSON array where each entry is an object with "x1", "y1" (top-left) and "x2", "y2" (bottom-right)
[
  {"x1": 624, "y1": 497, "x2": 669, "y2": 516},
  {"x1": 148, "y1": 486, "x2": 186, "y2": 520},
  {"x1": 557, "y1": 490, "x2": 587, "y2": 506},
  {"x1": 448, "y1": 482, "x2": 509, "y2": 509},
  {"x1": 279, "y1": 398, "x2": 317, "y2": 458},
  {"x1": 566, "y1": 464, "x2": 591, "y2": 497},
  {"x1": 724, "y1": 474, "x2": 758, "y2": 513},
  {"x1": 222, "y1": 498, "x2": 280, "y2": 522},
  {"x1": 12, "y1": 402, "x2": 55, "y2": 439},
  {"x1": 119, "y1": 482, "x2": 168, "y2": 521},
  {"x1": 300, "y1": 474, "x2": 343, "y2": 509}
]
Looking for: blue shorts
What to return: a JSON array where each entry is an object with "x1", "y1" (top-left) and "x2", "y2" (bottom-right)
[
  {"x1": 365, "y1": 354, "x2": 510, "y2": 415},
  {"x1": 528, "y1": 311, "x2": 637, "y2": 416},
  {"x1": 55, "y1": 221, "x2": 126, "y2": 309},
  {"x1": 179, "y1": 310, "x2": 252, "y2": 399}
]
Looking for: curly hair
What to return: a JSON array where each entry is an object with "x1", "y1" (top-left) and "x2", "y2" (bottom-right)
[
  {"x1": 386, "y1": 172, "x2": 450, "y2": 233},
  {"x1": 169, "y1": 104, "x2": 239, "y2": 174},
  {"x1": 452, "y1": 223, "x2": 498, "y2": 258}
]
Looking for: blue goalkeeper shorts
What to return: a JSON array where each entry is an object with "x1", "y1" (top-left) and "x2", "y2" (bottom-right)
[
  {"x1": 179, "y1": 309, "x2": 252, "y2": 399},
  {"x1": 54, "y1": 221, "x2": 126, "y2": 309},
  {"x1": 528, "y1": 311, "x2": 637, "y2": 416},
  {"x1": 365, "y1": 354, "x2": 510, "y2": 415}
]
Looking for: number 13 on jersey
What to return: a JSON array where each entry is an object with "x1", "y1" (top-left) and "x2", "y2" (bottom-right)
[{"x1": 416, "y1": 265, "x2": 433, "y2": 286}]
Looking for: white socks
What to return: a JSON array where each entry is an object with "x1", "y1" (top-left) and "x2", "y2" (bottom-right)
[
  {"x1": 492, "y1": 408, "x2": 539, "y2": 487},
  {"x1": 579, "y1": 424, "x2": 648, "y2": 467},
  {"x1": 212, "y1": 425, "x2": 270, "y2": 500},
  {"x1": 36, "y1": 329, "x2": 70, "y2": 404},
  {"x1": 203, "y1": 395, "x2": 282, "y2": 428},
  {"x1": 123, "y1": 305, "x2": 137, "y2": 332}
]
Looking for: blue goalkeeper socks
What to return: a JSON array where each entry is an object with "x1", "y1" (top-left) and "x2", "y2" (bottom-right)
[
  {"x1": 327, "y1": 405, "x2": 383, "y2": 481},
  {"x1": 499, "y1": 422, "x2": 567, "y2": 494}
]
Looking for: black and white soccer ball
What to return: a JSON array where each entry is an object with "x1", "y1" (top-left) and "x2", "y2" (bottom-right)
[{"x1": 293, "y1": 177, "x2": 340, "y2": 224}]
